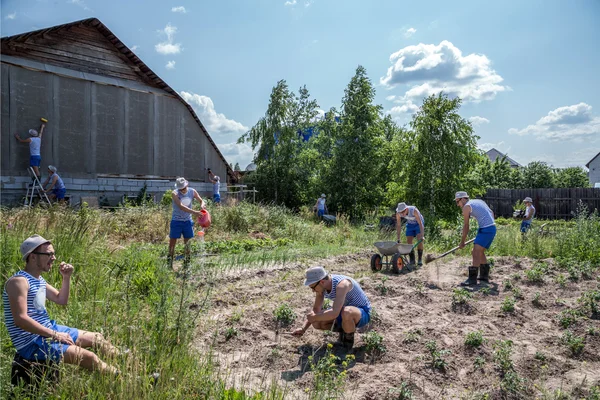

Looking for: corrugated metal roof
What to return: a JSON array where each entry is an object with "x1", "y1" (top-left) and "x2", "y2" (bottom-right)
[{"x1": 1, "y1": 18, "x2": 238, "y2": 182}]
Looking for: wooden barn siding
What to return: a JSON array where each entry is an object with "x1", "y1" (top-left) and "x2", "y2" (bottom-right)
[{"x1": 483, "y1": 188, "x2": 600, "y2": 219}]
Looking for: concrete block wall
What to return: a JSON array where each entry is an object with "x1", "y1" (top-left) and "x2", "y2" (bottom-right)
[{"x1": 0, "y1": 176, "x2": 226, "y2": 206}]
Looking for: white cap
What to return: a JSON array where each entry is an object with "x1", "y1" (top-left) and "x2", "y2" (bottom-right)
[
  {"x1": 455, "y1": 191, "x2": 469, "y2": 200},
  {"x1": 523, "y1": 197, "x2": 532, "y2": 203},
  {"x1": 396, "y1": 202, "x2": 407, "y2": 213},
  {"x1": 304, "y1": 266, "x2": 328, "y2": 286},
  {"x1": 29, "y1": 129, "x2": 39, "y2": 137},
  {"x1": 48, "y1": 165, "x2": 57, "y2": 173},
  {"x1": 321, "y1": 194, "x2": 326, "y2": 198},
  {"x1": 175, "y1": 177, "x2": 188, "y2": 190},
  {"x1": 214, "y1": 176, "x2": 220, "y2": 181},
  {"x1": 20, "y1": 234, "x2": 51, "y2": 261}
]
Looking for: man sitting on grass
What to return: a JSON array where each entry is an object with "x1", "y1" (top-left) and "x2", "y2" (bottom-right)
[
  {"x1": 3, "y1": 235, "x2": 121, "y2": 374},
  {"x1": 292, "y1": 266, "x2": 371, "y2": 350}
]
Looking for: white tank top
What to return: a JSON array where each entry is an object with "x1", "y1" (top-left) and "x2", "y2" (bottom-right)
[{"x1": 29, "y1": 137, "x2": 41, "y2": 156}]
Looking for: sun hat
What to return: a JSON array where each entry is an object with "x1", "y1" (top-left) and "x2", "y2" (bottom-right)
[
  {"x1": 396, "y1": 202, "x2": 407, "y2": 213},
  {"x1": 20, "y1": 234, "x2": 51, "y2": 261},
  {"x1": 29, "y1": 129, "x2": 39, "y2": 137},
  {"x1": 48, "y1": 165, "x2": 57, "y2": 173},
  {"x1": 523, "y1": 197, "x2": 533, "y2": 203},
  {"x1": 304, "y1": 266, "x2": 328, "y2": 286},
  {"x1": 175, "y1": 177, "x2": 188, "y2": 190},
  {"x1": 454, "y1": 191, "x2": 469, "y2": 200},
  {"x1": 214, "y1": 176, "x2": 220, "y2": 181},
  {"x1": 321, "y1": 194, "x2": 326, "y2": 198}
]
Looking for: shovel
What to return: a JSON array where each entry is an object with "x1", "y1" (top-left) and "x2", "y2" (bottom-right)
[{"x1": 424, "y1": 238, "x2": 475, "y2": 264}]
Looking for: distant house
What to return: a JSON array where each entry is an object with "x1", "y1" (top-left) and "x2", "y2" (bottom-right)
[
  {"x1": 586, "y1": 151, "x2": 600, "y2": 187},
  {"x1": 485, "y1": 148, "x2": 521, "y2": 168}
]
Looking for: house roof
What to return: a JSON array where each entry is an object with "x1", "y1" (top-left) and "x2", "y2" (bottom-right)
[
  {"x1": 485, "y1": 148, "x2": 521, "y2": 167},
  {"x1": 586, "y1": 152, "x2": 600, "y2": 168},
  {"x1": 1, "y1": 18, "x2": 237, "y2": 182}
]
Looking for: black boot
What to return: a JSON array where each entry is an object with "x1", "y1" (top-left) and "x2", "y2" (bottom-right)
[
  {"x1": 460, "y1": 267, "x2": 479, "y2": 286},
  {"x1": 342, "y1": 332, "x2": 355, "y2": 350},
  {"x1": 408, "y1": 250, "x2": 416, "y2": 267},
  {"x1": 479, "y1": 264, "x2": 490, "y2": 282},
  {"x1": 417, "y1": 249, "x2": 423, "y2": 267}
]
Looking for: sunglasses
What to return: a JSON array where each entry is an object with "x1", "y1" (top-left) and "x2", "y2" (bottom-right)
[
  {"x1": 32, "y1": 251, "x2": 55, "y2": 257},
  {"x1": 309, "y1": 281, "x2": 320, "y2": 291}
]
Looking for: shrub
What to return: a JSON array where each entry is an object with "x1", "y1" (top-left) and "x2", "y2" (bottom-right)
[
  {"x1": 578, "y1": 289, "x2": 600, "y2": 318},
  {"x1": 273, "y1": 304, "x2": 296, "y2": 326}
]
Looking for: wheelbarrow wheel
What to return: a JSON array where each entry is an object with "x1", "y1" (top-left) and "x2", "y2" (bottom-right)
[
  {"x1": 370, "y1": 254, "x2": 383, "y2": 272},
  {"x1": 391, "y1": 254, "x2": 404, "y2": 274}
]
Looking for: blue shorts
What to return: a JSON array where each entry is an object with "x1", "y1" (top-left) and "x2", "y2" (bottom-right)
[
  {"x1": 53, "y1": 188, "x2": 66, "y2": 199},
  {"x1": 520, "y1": 220, "x2": 532, "y2": 233},
  {"x1": 29, "y1": 155, "x2": 41, "y2": 167},
  {"x1": 317, "y1": 209, "x2": 325, "y2": 217},
  {"x1": 213, "y1": 193, "x2": 221, "y2": 203},
  {"x1": 170, "y1": 219, "x2": 194, "y2": 239},
  {"x1": 17, "y1": 321, "x2": 79, "y2": 362},
  {"x1": 406, "y1": 224, "x2": 421, "y2": 238},
  {"x1": 475, "y1": 225, "x2": 496, "y2": 249},
  {"x1": 334, "y1": 306, "x2": 371, "y2": 329}
]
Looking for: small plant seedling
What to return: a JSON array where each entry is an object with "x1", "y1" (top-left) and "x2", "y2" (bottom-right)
[
  {"x1": 587, "y1": 326, "x2": 598, "y2": 336},
  {"x1": 363, "y1": 331, "x2": 386, "y2": 357},
  {"x1": 557, "y1": 309, "x2": 581, "y2": 329},
  {"x1": 493, "y1": 340, "x2": 515, "y2": 374},
  {"x1": 501, "y1": 297, "x2": 516, "y2": 313},
  {"x1": 464, "y1": 330, "x2": 485, "y2": 348},
  {"x1": 376, "y1": 277, "x2": 390, "y2": 295},
  {"x1": 273, "y1": 303, "x2": 297, "y2": 326},
  {"x1": 452, "y1": 288, "x2": 473, "y2": 305},
  {"x1": 511, "y1": 286, "x2": 524, "y2": 300},
  {"x1": 228, "y1": 310, "x2": 243, "y2": 324},
  {"x1": 578, "y1": 289, "x2": 600, "y2": 318},
  {"x1": 561, "y1": 330, "x2": 585, "y2": 356},
  {"x1": 510, "y1": 273, "x2": 522, "y2": 281},
  {"x1": 403, "y1": 328, "x2": 422, "y2": 344},
  {"x1": 309, "y1": 343, "x2": 354, "y2": 397},
  {"x1": 388, "y1": 382, "x2": 414, "y2": 400},
  {"x1": 474, "y1": 356, "x2": 486, "y2": 369},
  {"x1": 322, "y1": 298, "x2": 332, "y2": 310},
  {"x1": 534, "y1": 351, "x2": 546, "y2": 362},
  {"x1": 532, "y1": 292, "x2": 544, "y2": 307},
  {"x1": 503, "y1": 279, "x2": 513, "y2": 290},
  {"x1": 525, "y1": 266, "x2": 545, "y2": 283},
  {"x1": 479, "y1": 287, "x2": 491, "y2": 296},
  {"x1": 224, "y1": 327, "x2": 238, "y2": 340},
  {"x1": 425, "y1": 340, "x2": 451, "y2": 371},
  {"x1": 555, "y1": 274, "x2": 567, "y2": 288}
]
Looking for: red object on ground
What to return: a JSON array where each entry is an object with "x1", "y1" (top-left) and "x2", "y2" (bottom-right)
[{"x1": 197, "y1": 209, "x2": 211, "y2": 228}]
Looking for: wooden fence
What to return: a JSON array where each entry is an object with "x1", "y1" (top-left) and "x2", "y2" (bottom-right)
[{"x1": 483, "y1": 188, "x2": 600, "y2": 219}]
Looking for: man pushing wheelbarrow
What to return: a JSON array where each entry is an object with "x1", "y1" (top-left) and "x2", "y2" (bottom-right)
[{"x1": 395, "y1": 202, "x2": 425, "y2": 268}]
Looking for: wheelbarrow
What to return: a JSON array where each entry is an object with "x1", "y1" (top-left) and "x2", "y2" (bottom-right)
[{"x1": 370, "y1": 239, "x2": 424, "y2": 274}]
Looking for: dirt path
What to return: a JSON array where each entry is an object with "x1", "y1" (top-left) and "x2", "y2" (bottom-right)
[{"x1": 193, "y1": 254, "x2": 600, "y2": 399}]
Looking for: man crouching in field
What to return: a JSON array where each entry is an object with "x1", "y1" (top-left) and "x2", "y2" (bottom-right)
[
  {"x1": 292, "y1": 266, "x2": 371, "y2": 350},
  {"x1": 3, "y1": 235, "x2": 121, "y2": 374}
]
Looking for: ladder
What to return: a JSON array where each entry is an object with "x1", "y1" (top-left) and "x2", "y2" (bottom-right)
[{"x1": 25, "y1": 167, "x2": 51, "y2": 206}]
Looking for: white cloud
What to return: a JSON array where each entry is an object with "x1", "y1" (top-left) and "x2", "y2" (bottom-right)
[
  {"x1": 5, "y1": 12, "x2": 17, "y2": 20},
  {"x1": 380, "y1": 40, "x2": 509, "y2": 104},
  {"x1": 130, "y1": 45, "x2": 139, "y2": 51},
  {"x1": 218, "y1": 143, "x2": 255, "y2": 169},
  {"x1": 404, "y1": 27, "x2": 416, "y2": 38},
  {"x1": 284, "y1": 0, "x2": 297, "y2": 5},
  {"x1": 508, "y1": 103, "x2": 600, "y2": 141},
  {"x1": 180, "y1": 91, "x2": 248, "y2": 135},
  {"x1": 389, "y1": 101, "x2": 419, "y2": 115},
  {"x1": 166, "y1": 60, "x2": 176, "y2": 70},
  {"x1": 171, "y1": 6, "x2": 187, "y2": 13},
  {"x1": 304, "y1": 0, "x2": 313, "y2": 7},
  {"x1": 478, "y1": 141, "x2": 506, "y2": 152},
  {"x1": 67, "y1": 0, "x2": 91, "y2": 10},
  {"x1": 155, "y1": 23, "x2": 182, "y2": 55},
  {"x1": 469, "y1": 116, "x2": 490, "y2": 126}
]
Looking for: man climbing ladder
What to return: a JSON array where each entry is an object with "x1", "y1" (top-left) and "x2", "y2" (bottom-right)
[{"x1": 14, "y1": 121, "x2": 47, "y2": 182}]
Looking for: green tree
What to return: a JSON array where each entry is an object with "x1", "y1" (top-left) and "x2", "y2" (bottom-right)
[
  {"x1": 554, "y1": 167, "x2": 590, "y2": 188},
  {"x1": 238, "y1": 81, "x2": 319, "y2": 208},
  {"x1": 470, "y1": 154, "x2": 516, "y2": 189},
  {"x1": 323, "y1": 66, "x2": 385, "y2": 220},
  {"x1": 234, "y1": 162, "x2": 241, "y2": 171},
  {"x1": 397, "y1": 93, "x2": 481, "y2": 221},
  {"x1": 522, "y1": 161, "x2": 554, "y2": 188}
]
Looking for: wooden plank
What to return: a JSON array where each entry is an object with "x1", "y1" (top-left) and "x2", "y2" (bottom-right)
[{"x1": 31, "y1": 35, "x2": 126, "y2": 61}]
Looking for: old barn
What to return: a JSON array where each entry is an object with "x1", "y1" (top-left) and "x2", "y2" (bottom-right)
[{"x1": 1, "y1": 18, "x2": 235, "y2": 205}]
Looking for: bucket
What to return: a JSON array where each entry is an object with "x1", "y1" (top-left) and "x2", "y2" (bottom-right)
[{"x1": 197, "y1": 209, "x2": 212, "y2": 228}]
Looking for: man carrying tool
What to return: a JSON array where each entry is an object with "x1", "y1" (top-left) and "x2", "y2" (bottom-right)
[
  {"x1": 14, "y1": 122, "x2": 46, "y2": 181},
  {"x1": 3, "y1": 235, "x2": 121, "y2": 374},
  {"x1": 520, "y1": 197, "x2": 536, "y2": 233},
  {"x1": 455, "y1": 191, "x2": 496, "y2": 286},
  {"x1": 41, "y1": 165, "x2": 67, "y2": 203},
  {"x1": 292, "y1": 266, "x2": 371, "y2": 350},
  {"x1": 395, "y1": 202, "x2": 425, "y2": 267},
  {"x1": 169, "y1": 177, "x2": 206, "y2": 268}
]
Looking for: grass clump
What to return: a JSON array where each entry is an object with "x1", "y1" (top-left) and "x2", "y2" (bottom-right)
[{"x1": 464, "y1": 330, "x2": 485, "y2": 348}]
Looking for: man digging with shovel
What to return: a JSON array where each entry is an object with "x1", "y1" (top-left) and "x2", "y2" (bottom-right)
[
  {"x1": 292, "y1": 266, "x2": 371, "y2": 350},
  {"x1": 454, "y1": 191, "x2": 496, "y2": 286}
]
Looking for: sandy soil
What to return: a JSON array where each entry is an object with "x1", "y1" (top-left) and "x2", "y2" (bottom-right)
[{"x1": 193, "y1": 253, "x2": 600, "y2": 399}]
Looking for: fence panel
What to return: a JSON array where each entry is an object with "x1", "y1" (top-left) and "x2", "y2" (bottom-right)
[{"x1": 483, "y1": 188, "x2": 600, "y2": 219}]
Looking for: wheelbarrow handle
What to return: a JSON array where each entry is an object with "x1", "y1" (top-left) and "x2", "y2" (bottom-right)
[{"x1": 410, "y1": 238, "x2": 424, "y2": 251}]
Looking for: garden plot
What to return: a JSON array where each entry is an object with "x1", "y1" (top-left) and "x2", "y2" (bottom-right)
[{"x1": 194, "y1": 254, "x2": 600, "y2": 399}]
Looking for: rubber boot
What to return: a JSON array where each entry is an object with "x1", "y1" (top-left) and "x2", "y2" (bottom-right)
[
  {"x1": 167, "y1": 255, "x2": 174, "y2": 270},
  {"x1": 460, "y1": 267, "x2": 479, "y2": 286},
  {"x1": 417, "y1": 250, "x2": 423, "y2": 267},
  {"x1": 478, "y1": 264, "x2": 490, "y2": 282},
  {"x1": 342, "y1": 332, "x2": 355, "y2": 350},
  {"x1": 408, "y1": 251, "x2": 416, "y2": 268}
]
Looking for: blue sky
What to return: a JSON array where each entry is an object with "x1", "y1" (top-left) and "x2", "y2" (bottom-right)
[{"x1": 2, "y1": 0, "x2": 599, "y2": 169}]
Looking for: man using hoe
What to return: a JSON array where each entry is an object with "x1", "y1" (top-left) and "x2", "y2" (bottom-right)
[
  {"x1": 3, "y1": 235, "x2": 121, "y2": 374},
  {"x1": 292, "y1": 266, "x2": 371, "y2": 350},
  {"x1": 455, "y1": 191, "x2": 496, "y2": 286},
  {"x1": 520, "y1": 197, "x2": 536, "y2": 233},
  {"x1": 395, "y1": 202, "x2": 425, "y2": 267}
]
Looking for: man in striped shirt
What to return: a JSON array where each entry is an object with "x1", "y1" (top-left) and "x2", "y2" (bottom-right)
[
  {"x1": 292, "y1": 266, "x2": 371, "y2": 350},
  {"x1": 3, "y1": 235, "x2": 120, "y2": 374}
]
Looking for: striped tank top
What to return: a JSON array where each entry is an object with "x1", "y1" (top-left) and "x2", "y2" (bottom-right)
[
  {"x1": 50, "y1": 173, "x2": 66, "y2": 190},
  {"x1": 172, "y1": 188, "x2": 196, "y2": 222},
  {"x1": 2, "y1": 271, "x2": 52, "y2": 350},
  {"x1": 466, "y1": 199, "x2": 495, "y2": 229},
  {"x1": 405, "y1": 206, "x2": 425, "y2": 226},
  {"x1": 325, "y1": 274, "x2": 371, "y2": 312}
]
